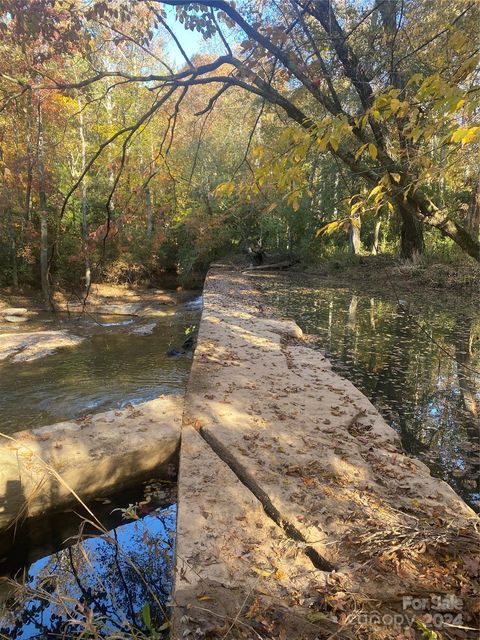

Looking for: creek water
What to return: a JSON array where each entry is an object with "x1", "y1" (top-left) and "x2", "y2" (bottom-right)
[
  {"x1": 1, "y1": 276, "x2": 479, "y2": 636},
  {"x1": 0, "y1": 481, "x2": 176, "y2": 639},
  {"x1": 254, "y1": 273, "x2": 480, "y2": 511},
  {"x1": 0, "y1": 296, "x2": 202, "y2": 434},
  {"x1": 0, "y1": 294, "x2": 201, "y2": 638}
]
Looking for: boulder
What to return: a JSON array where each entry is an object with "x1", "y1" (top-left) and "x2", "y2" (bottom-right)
[{"x1": 0, "y1": 331, "x2": 84, "y2": 362}]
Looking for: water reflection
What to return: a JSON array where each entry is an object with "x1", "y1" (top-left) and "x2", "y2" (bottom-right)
[
  {"x1": 0, "y1": 484, "x2": 175, "y2": 639},
  {"x1": 256, "y1": 275, "x2": 480, "y2": 510}
]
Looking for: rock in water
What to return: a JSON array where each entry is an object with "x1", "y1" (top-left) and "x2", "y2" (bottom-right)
[
  {"x1": 166, "y1": 348, "x2": 185, "y2": 357},
  {"x1": 2, "y1": 308, "x2": 29, "y2": 316},
  {"x1": 131, "y1": 322, "x2": 157, "y2": 335}
]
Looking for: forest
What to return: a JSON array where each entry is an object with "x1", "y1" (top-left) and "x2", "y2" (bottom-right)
[
  {"x1": 0, "y1": 0, "x2": 479, "y2": 302},
  {"x1": 1, "y1": 3, "x2": 480, "y2": 639}
]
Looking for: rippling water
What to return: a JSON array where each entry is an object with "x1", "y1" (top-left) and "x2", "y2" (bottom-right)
[
  {"x1": 0, "y1": 297, "x2": 202, "y2": 433},
  {"x1": 254, "y1": 274, "x2": 480, "y2": 510}
]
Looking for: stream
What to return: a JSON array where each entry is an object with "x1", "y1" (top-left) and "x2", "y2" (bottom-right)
[
  {"x1": 0, "y1": 481, "x2": 176, "y2": 639},
  {"x1": 1, "y1": 276, "x2": 479, "y2": 637},
  {"x1": 0, "y1": 296, "x2": 202, "y2": 434},
  {"x1": 0, "y1": 293, "x2": 201, "y2": 638},
  {"x1": 254, "y1": 273, "x2": 480, "y2": 511}
]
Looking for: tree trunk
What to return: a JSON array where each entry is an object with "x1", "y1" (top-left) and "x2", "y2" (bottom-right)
[
  {"x1": 398, "y1": 204, "x2": 424, "y2": 259},
  {"x1": 348, "y1": 216, "x2": 362, "y2": 254},
  {"x1": 371, "y1": 219, "x2": 381, "y2": 255},
  {"x1": 105, "y1": 93, "x2": 115, "y2": 217},
  {"x1": 145, "y1": 184, "x2": 153, "y2": 239},
  {"x1": 8, "y1": 213, "x2": 18, "y2": 288},
  {"x1": 25, "y1": 96, "x2": 34, "y2": 223},
  {"x1": 77, "y1": 96, "x2": 91, "y2": 290},
  {"x1": 36, "y1": 101, "x2": 51, "y2": 307},
  {"x1": 466, "y1": 175, "x2": 480, "y2": 241}
]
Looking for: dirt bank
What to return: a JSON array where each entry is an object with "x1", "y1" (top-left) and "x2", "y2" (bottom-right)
[
  {"x1": 295, "y1": 255, "x2": 480, "y2": 303},
  {"x1": 0, "y1": 282, "x2": 198, "y2": 316}
]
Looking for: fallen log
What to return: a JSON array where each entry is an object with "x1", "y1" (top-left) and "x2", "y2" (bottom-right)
[{"x1": 244, "y1": 259, "x2": 295, "y2": 271}]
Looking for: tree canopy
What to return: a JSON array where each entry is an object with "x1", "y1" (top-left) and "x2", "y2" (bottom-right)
[{"x1": 0, "y1": 0, "x2": 479, "y2": 299}]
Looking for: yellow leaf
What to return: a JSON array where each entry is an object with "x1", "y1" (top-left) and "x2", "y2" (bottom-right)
[
  {"x1": 461, "y1": 126, "x2": 480, "y2": 145},
  {"x1": 451, "y1": 128, "x2": 467, "y2": 143},
  {"x1": 214, "y1": 181, "x2": 235, "y2": 197},
  {"x1": 252, "y1": 566, "x2": 274, "y2": 577},
  {"x1": 368, "y1": 185, "x2": 383, "y2": 200},
  {"x1": 351, "y1": 201, "x2": 363, "y2": 215},
  {"x1": 350, "y1": 216, "x2": 361, "y2": 228},
  {"x1": 316, "y1": 135, "x2": 329, "y2": 151},
  {"x1": 390, "y1": 98, "x2": 401, "y2": 114},
  {"x1": 251, "y1": 145, "x2": 265, "y2": 160},
  {"x1": 391, "y1": 173, "x2": 401, "y2": 183},
  {"x1": 368, "y1": 143, "x2": 378, "y2": 160},
  {"x1": 158, "y1": 621, "x2": 171, "y2": 631},
  {"x1": 316, "y1": 219, "x2": 347, "y2": 237},
  {"x1": 354, "y1": 143, "x2": 368, "y2": 161},
  {"x1": 329, "y1": 137, "x2": 339, "y2": 151},
  {"x1": 411, "y1": 127, "x2": 423, "y2": 143},
  {"x1": 406, "y1": 72, "x2": 423, "y2": 87},
  {"x1": 455, "y1": 53, "x2": 480, "y2": 80}
]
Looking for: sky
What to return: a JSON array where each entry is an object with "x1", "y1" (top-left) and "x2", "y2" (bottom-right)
[
  {"x1": 163, "y1": 7, "x2": 232, "y2": 68},
  {"x1": 163, "y1": 8, "x2": 224, "y2": 68}
]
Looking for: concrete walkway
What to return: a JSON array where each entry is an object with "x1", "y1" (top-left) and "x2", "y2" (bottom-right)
[{"x1": 173, "y1": 268, "x2": 479, "y2": 640}]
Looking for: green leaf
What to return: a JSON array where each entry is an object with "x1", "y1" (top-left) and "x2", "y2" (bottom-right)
[
  {"x1": 306, "y1": 611, "x2": 328, "y2": 622},
  {"x1": 141, "y1": 603, "x2": 152, "y2": 631}
]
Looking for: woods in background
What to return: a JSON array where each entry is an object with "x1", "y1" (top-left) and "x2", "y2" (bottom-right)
[{"x1": 0, "y1": 0, "x2": 479, "y2": 299}]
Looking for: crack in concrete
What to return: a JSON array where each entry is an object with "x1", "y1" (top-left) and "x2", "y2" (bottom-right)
[{"x1": 198, "y1": 426, "x2": 335, "y2": 573}]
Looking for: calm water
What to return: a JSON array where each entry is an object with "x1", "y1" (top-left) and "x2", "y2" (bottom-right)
[
  {"x1": 0, "y1": 481, "x2": 176, "y2": 639},
  {"x1": 0, "y1": 297, "x2": 202, "y2": 434},
  {"x1": 254, "y1": 274, "x2": 480, "y2": 510}
]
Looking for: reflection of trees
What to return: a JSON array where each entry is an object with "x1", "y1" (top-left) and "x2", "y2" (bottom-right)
[
  {"x1": 262, "y1": 278, "x2": 480, "y2": 509},
  {"x1": 0, "y1": 507, "x2": 175, "y2": 639},
  {"x1": 453, "y1": 318, "x2": 480, "y2": 501},
  {"x1": 367, "y1": 307, "x2": 429, "y2": 454}
]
